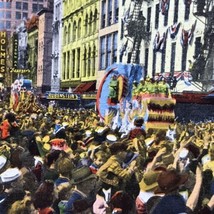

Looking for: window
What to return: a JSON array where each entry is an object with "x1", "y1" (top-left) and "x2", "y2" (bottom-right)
[
  {"x1": 72, "y1": 50, "x2": 75, "y2": 78},
  {"x1": 155, "y1": 4, "x2": 159, "y2": 29},
  {"x1": 100, "y1": 37, "x2": 106, "y2": 69},
  {"x1": 77, "y1": 48, "x2": 80, "y2": 78},
  {"x1": 181, "y1": 46, "x2": 188, "y2": 71},
  {"x1": 184, "y1": 4, "x2": 190, "y2": 20},
  {"x1": 67, "y1": 51, "x2": 70, "y2": 79},
  {"x1": 174, "y1": 0, "x2": 179, "y2": 24},
  {"x1": 0, "y1": 3, "x2": 4, "y2": 9},
  {"x1": 194, "y1": 37, "x2": 202, "y2": 58},
  {"x1": 107, "y1": 0, "x2": 112, "y2": 26},
  {"x1": 144, "y1": 48, "x2": 149, "y2": 76},
  {"x1": 23, "y1": 13, "x2": 28, "y2": 19},
  {"x1": 88, "y1": 47, "x2": 91, "y2": 76},
  {"x1": 38, "y1": 4, "x2": 43, "y2": 11},
  {"x1": 32, "y1": 4, "x2": 38, "y2": 13},
  {"x1": 16, "y1": 12, "x2": 21, "y2": 20},
  {"x1": 16, "y1": 2, "x2": 22, "y2": 10},
  {"x1": 101, "y1": 0, "x2": 106, "y2": 28},
  {"x1": 6, "y1": 2, "x2": 11, "y2": 9},
  {"x1": 85, "y1": 14, "x2": 88, "y2": 35},
  {"x1": 113, "y1": 32, "x2": 118, "y2": 63},
  {"x1": 107, "y1": 35, "x2": 112, "y2": 67},
  {"x1": 6, "y1": 21, "x2": 11, "y2": 29},
  {"x1": 6, "y1": 11, "x2": 11, "y2": 19},
  {"x1": 0, "y1": 22, "x2": 4, "y2": 30},
  {"x1": 147, "y1": 7, "x2": 151, "y2": 32},
  {"x1": 152, "y1": 50, "x2": 156, "y2": 76},
  {"x1": 23, "y1": 3, "x2": 28, "y2": 10},
  {"x1": 164, "y1": 2, "x2": 169, "y2": 27},
  {"x1": 0, "y1": 11, "x2": 4, "y2": 19},
  {"x1": 170, "y1": 43, "x2": 176, "y2": 74},
  {"x1": 161, "y1": 48, "x2": 166, "y2": 73},
  {"x1": 114, "y1": 0, "x2": 119, "y2": 23}
]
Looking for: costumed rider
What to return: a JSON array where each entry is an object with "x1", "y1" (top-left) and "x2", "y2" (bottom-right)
[{"x1": 108, "y1": 74, "x2": 119, "y2": 105}]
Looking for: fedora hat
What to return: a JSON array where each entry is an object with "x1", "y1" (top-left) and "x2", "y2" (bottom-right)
[
  {"x1": 71, "y1": 166, "x2": 97, "y2": 184},
  {"x1": 155, "y1": 169, "x2": 189, "y2": 194},
  {"x1": 139, "y1": 170, "x2": 161, "y2": 192}
]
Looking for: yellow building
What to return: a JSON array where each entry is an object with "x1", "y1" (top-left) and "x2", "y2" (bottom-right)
[{"x1": 61, "y1": 0, "x2": 99, "y2": 93}]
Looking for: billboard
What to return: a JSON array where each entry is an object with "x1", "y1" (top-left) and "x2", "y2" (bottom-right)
[{"x1": 0, "y1": 31, "x2": 7, "y2": 73}]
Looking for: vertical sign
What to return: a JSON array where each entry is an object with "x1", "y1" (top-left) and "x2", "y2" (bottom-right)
[
  {"x1": 13, "y1": 33, "x2": 18, "y2": 69},
  {"x1": 0, "y1": 31, "x2": 7, "y2": 73}
]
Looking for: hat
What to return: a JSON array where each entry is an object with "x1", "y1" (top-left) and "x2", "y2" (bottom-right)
[
  {"x1": 155, "y1": 170, "x2": 189, "y2": 194},
  {"x1": 134, "y1": 117, "x2": 144, "y2": 127},
  {"x1": 106, "y1": 134, "x2": 117, "y2": 143},
  {"x1": 139, "y1": 170, "x2": 161, "y2": 192},
  {"x1": 0, "y1": 155, "x2": 7, "y2": 170},
  {"x1": 0, "y1": 167, "x2": 21, "y2": 183},
  {"x1": 179, "y1": 148, "x2": 189, "y2": 159},
  {"x1": 71, "y1": 166, "x2": 97, "y2": 184}
]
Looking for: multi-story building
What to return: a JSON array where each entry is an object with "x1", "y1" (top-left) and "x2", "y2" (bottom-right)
[
  {"x1": 0, "y1": 0, "x2": 49, "y2": 37},
  {"x1": 119, "y1": 0, "x2": 205, "y2": 81},
  {"x1": 61, "y1": 0, "x2": 99, "y2": 92},
  {"x1": 97, "y1": 0, "x2": 119, "y2": 86},
  {"x1": 26, "y1": 16, "x2": 38, "y2": 86},
  {"x1": 37, "y1": 8, "x2": 53, "y2": 93},
  {"x1": 51, "y1": 0, "x2": 62, "y2": 92}
]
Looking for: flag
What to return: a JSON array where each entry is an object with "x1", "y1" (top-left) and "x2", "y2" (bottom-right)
[{"x1": 169, "y1": 22, "x2": 181, "y2": 39}]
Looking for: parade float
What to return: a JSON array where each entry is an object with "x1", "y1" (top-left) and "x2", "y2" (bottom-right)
[
  {"x1": 10, "y1": 78, "x2": 41, "y2": 113},
  {"x1": 96, "y1": 63, "x2": 176, "y2": 132}
]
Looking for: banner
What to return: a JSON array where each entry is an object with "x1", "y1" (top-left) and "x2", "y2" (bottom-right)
[
  {"x1": 13, "y1": 33, "x2": 18, "y2": 69},
  {"x1": 0, "y1": 31, "x2": 7, "y2": 73}
]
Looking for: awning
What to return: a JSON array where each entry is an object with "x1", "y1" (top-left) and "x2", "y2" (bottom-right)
[{"x1": 73, "y1": 81, "x2": 96, "y2": 93}]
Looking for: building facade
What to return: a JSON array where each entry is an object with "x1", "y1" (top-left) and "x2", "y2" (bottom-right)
[
  {"x1": 37, "y1": 9, "x2": 53, "y2": 93},
  {"x1": 0, "y1": 0, "x2": 49, "y2": 37},
  {"x1": 61, "y1": 0, "x2": 99, "y2": 92},
  {"x1": 51, "y1": 0, "x2": 62, "y2": 92},
  {"x1": 96, "y1": 0, "x2": 119, "y2": 87},
  {"x1": 118, "y1": 0, "x2": 205, "y2": 80}
]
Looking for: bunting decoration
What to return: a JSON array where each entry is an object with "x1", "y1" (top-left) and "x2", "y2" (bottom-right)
[
  {"x1": 159, "y1": 0, "x2": 170, "y2": 15},
  {"x1": 153, "y1": 30, "x2": 168, "y2": 52},
  {"x1": 169, "y1": 22, "x2": 181, "y2": 39},
  {"x1": 180, "y1": 20, "x2": 197, "y2": 47},
  {"x1": 122, "y1": 4, "x2": 131, "y2": 24}
]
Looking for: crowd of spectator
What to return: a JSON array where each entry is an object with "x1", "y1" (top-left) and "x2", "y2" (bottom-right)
[{"x1": 0, "y1": 102, "x2": 213, "y2": 214}]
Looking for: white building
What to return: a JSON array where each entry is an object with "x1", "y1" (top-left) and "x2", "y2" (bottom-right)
[{"x1": 119, "y1": 0, "x2": 206, "y2": 91}]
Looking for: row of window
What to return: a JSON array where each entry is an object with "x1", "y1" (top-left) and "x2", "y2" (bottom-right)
[
  {"x1": 144, "y1": 37, "x2": 202, "y2": 76},
  {"x1": 0, "y1": 2, "x2": 11, "y2": 9},
  {"x1": 0, "y1": 21, "x2": 11, "y2": 30},
  {"x1": 150, "y1": 0, "x2": 190, "y2": 31},
  {"x1": 101, "y1": 0, "x2": 119, "y2": 29},
  {"x1": 63, "y1": 9, "x2": 98, "y2": 45},
  {"x1": 16, "y1": 2, "x2": 28, "y2": 10},
  {"x1": 100, "y1": 32, "x2": 118, "y2": 70}
]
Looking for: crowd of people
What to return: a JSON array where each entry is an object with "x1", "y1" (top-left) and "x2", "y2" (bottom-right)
[{"x1": 0, "y1": 99, "x2": 213, "y2": 214}]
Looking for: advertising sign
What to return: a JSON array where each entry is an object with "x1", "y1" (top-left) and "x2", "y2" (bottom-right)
[{"x1": 0, "y1": 31, "x2": 7, "y2": 73}]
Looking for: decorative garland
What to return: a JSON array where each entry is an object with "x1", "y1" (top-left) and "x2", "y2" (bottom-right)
[
  {"x1": 153, "y1": 30, "x2": 168, "y2": 52},
  {"x1": 159, "y1": 0, "x2": 170, "y2": 15},
  {"x1": 169, "y1": 22, "x2": 181, "y2": 39},
  {"x1": 180, "y1": 20, "x2": 197, "y2": 47}
]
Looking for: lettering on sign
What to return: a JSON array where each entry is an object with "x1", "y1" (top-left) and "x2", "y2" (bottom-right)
[
  {"x1": 10, "y1": 68, "x2": 31, "y2": 73},
  {"x1": 0, "y1": 31, "x2": 7, "y2": 73},
  {"x1": 13, "y1": 34, "x2": 18, "y2": 69},
  {"x1": 47, "y1": 92, "x2": 78, "y2": 100}
]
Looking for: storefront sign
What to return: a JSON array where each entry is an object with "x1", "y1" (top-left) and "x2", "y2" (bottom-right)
[
  {"x1": 46, "y1": 92, "x2": 79, "y2": 100},
  {"x1": 10, "y1": 68, "x2": 31, "y2": 73},
  {"x1": 81, "y1": 93, "x2": 96, "y2": 99},
  {"x1": 0, "y1": 31, "x2": 7, "y2": 73}
]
